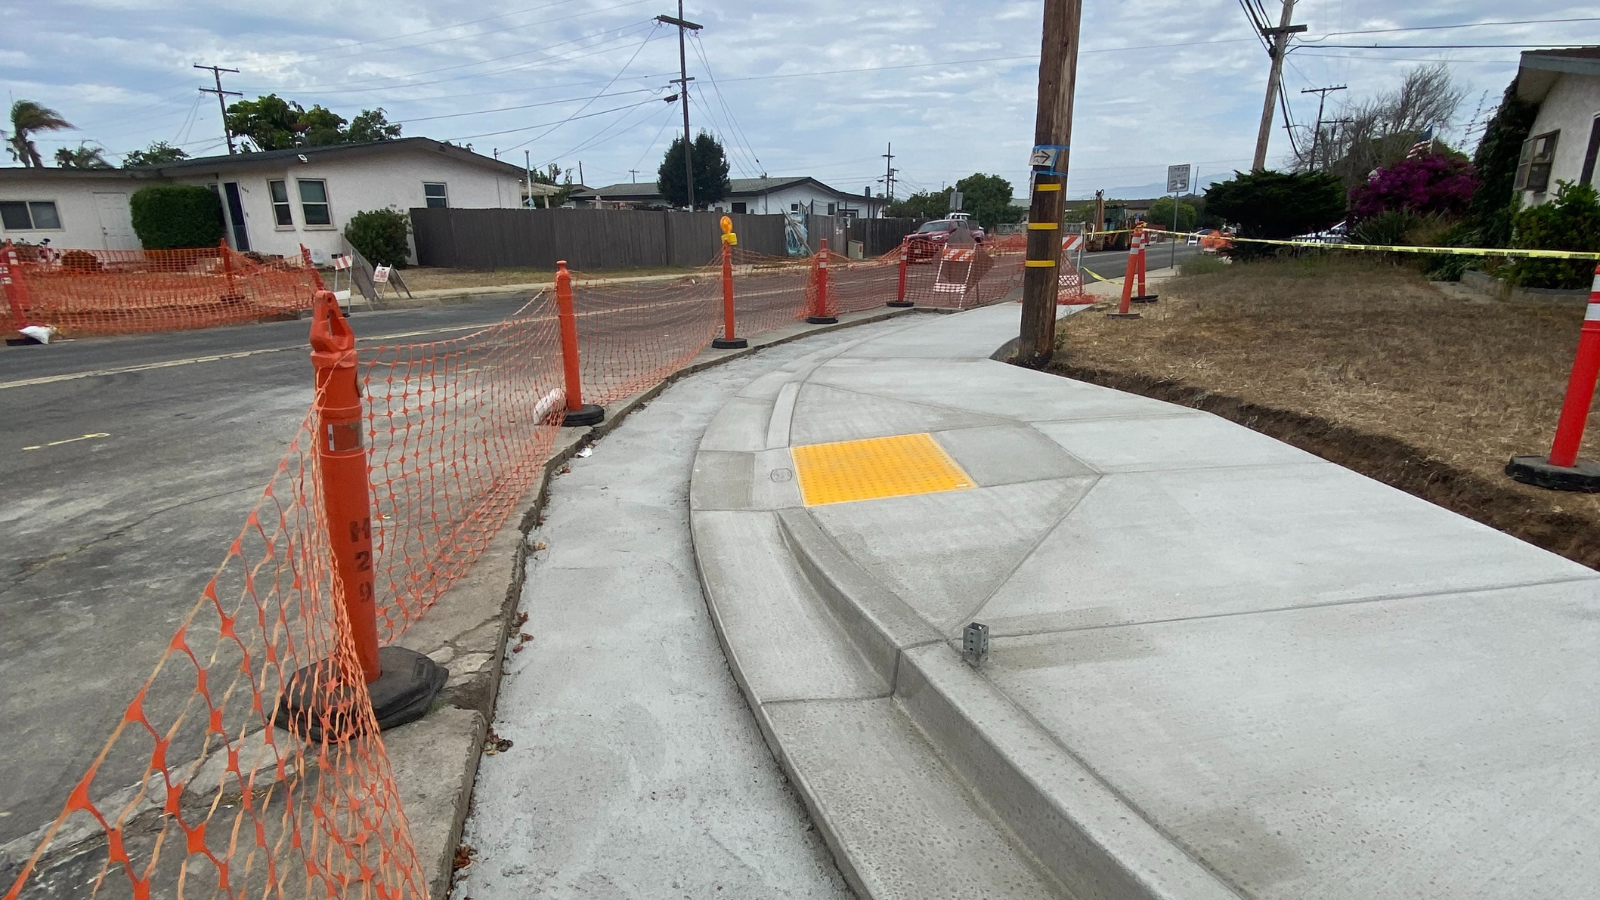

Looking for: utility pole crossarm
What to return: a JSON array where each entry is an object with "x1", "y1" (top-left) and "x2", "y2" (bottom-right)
[
  {"x1": 1251, "y1": 0, "x2": 1299, "y2": 172},
  {"x1": 196, "y1": 64, "x2": 242, "y2": 155},
  {"x1": 658, "y1": 3, "x2": 701, "y2": 208}
]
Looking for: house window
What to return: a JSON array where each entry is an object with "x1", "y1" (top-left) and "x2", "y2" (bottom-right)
[
  {"x1": 1516, "y1": 130, "x2": 1559, "y2": 193},
  {"x1": 1582, "y1": 116, "x2": 1600, "y2": 187},
  {"x1": 790, "y1": 203, "x2": 800, "y2": 212},
  {"x1": 424, "y1": 182, "x2": 448, "y2": 208},
  {"x1": 827, "y1": 202, "x2": 837, "y2": 216},
  {"x1": 0, "y1": 200, "x2": 61, "y2": 231},
  {"x1": 268, "y1": 180, "x2": 294, "y2": 228},
  {"x1": 298, "y1": 179, "x2": 332, "y2": 226},
  {"x1": 731, "y1": 202, "x2": 747, "y2": 214}
]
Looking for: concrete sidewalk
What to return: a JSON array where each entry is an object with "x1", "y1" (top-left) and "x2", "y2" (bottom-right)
[{"x1": 689, "y1": 300, "x2": 1600, "y2": 899}]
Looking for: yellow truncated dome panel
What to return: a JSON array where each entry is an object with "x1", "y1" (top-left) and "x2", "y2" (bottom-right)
[{"x1": 791, "y1": 432, "x2": 974, "y2": 506}]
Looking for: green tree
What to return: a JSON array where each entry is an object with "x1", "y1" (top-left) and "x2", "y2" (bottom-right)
[
  {"x1": 1508, "y1": 181, "x2": 1600, "y2": 289},
  {"x1": 953, "y1": 173, "x2": 1024, "y2": 229},
  {"x1": 531, "y1": 162, "x2": 576, "y2": 207},
  {"x1": 225, "y1": 95, "x2": 302, "y2": 151},
  {"x1": 1468, "y1": 78, "x2": 1540, "y2": 248},
  {"x1": 7, "y1": 100, "x2": 73, "y2": 168},
  {"x1": 1146, "y1": 196, "x2": 1199, "y2": 232},
  {"x1": 130, "y1": 185, "x2": 224, "y2": 249},
  {"x1": 885, "y1": 190, "x2": 949, "y2": 220},
  {"x1": 1205, "y1": 170, "x2": 1346, "y2": 257},
  {"x1": 346, "y1": 108, "x2": 402, "y2": 143},
  {"x1": 54, "y1": 142, "x2": 111, "y2": 169},
  {"x1": 298, "y1": 105, "x2": 348, "y2": 146},
  {"x1": 122, "y1": 141, "x2": 188, "y2": 167},
  {"x1": 657, "y1": 131, "x2": 730, "y2": 209}
]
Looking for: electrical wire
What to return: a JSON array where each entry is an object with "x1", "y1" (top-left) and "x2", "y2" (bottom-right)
[
  {"x1": 687, "y1": 89, "x2": 757, "y2": 179},
  {"x1": 630, "y1": 101, "x2": 680, "y2": 176},
  {"x1": 443, "y1": 96, "x2": 664, "y2": 143},
  {"x1": 688, "y1": 32, "x2": 763, "y2": 177},
  {"x1": 1299, "y1": 16, "x2": 1600, "y2": 42},
  {"x1": 501, "y1": 24, "x2": 660, "y2": 153},
  {"x1": 1303, "y1": 42, "x2": 1599, "y2": 49},
  {"x1": 547, "y1": 92, "x2": 676, "y2": 166},
  {"x1": 392, "y1": 88, "x2": 659, "y2": 125}
]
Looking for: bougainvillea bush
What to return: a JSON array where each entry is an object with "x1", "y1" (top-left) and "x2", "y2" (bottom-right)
[{"x1": 1349, "y1": 152, "x2": 1478, "y2": 222}]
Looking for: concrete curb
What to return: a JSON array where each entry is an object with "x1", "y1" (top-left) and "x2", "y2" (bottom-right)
[{"x1": 388, "y1": 303, "x2": 927, "y2": 900}]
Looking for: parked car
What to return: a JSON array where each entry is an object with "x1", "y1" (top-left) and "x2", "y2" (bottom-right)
[
  {"x1": 906, "y1": 218, "x2": 987, "y2": 263},
  {"x1": 1294, "y1": 220, "x2": 1348, "y2": 244}
]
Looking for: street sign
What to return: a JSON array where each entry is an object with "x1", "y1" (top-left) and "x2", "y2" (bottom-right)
[
  {"x1": 949, "y1": 190, "x2": 964, "y2": 212},
  {"x1": 373, "y1": 265, "x2": 391, "y2": 284},
  {"x1": 1166, "y1": 164, "x2": 1192, "y2": 195},
  {"x1": 1029, "y1": 144, "x2": 1068, "y2": 174}
]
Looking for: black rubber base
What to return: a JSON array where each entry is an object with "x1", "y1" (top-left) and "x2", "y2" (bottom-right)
[
  {"x1": 274, "y1": 646, "x2": 448, "y2": 742},
  {"x1": 886, "y1": 300, "x2": 915, "y2": 308},
  {"x1": 1130, "y1": 294, "x2": 1160, "y2": 304},
  {"x1": 806, "y1": 315, "x2": 839, "y2": 325},
  {"x1": 712, "y1": 337, "x2": 748, "y2": 349},
  {"x1": 1506, "y1": 455, "x2": 1600, "y2": 493},
  {"x1": 4, "y1": 336, "x2": 44, "y2": 346},
  {"x1": 1106, "y1": 312, "x2": 1143, "y2": 319},
  {"x1": 562, "y1": 404, "x2": 605, "y2": 427}
]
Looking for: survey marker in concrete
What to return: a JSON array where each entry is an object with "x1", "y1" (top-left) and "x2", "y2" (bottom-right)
[
  {"x1": 447, "y1": 323, "x2": 930, "y2": 900},
  {"x1": 690, "y1": 298, "x2": 1600, "y2": 900}
]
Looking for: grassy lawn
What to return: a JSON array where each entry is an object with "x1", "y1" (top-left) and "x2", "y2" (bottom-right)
[
  {"x1": 1051, "y1": 255, "x2": 1600, "y2": 569},
  {"x1": 402, "y1": 265, "x2": 701, "y2": 292}
]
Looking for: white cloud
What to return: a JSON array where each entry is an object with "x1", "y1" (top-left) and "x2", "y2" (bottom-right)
[{"x1": 2, "y1": 0, "x2": 1595, "y2": 191}]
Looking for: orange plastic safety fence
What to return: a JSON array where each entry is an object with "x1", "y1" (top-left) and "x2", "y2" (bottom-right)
[
  {"x1": 726, "y1": 247, "x2": 813, "y2": 337},
  {"x1": 566, "y1": 269, "x2": 722, "y2": 405},
  {"x1": 361, "y1": 296, "x2": 568, "y2": 640},
  {"x1": 4, "y1": 404, "x2": 426, "y2": 900},
  {"x1": 0, "y1": 243, "x2": 319, "y2": 337}
]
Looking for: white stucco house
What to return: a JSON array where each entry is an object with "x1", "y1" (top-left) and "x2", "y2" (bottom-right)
[
  {"x1": 574, "y1": 176, "x2": 886, "y2": 218},
  {"x1": 1516, "y1": 47, "x2": 1600, "y2": 206},
  {"x1": 0, "y1": 137, "x2": 546, "y2": 260}
]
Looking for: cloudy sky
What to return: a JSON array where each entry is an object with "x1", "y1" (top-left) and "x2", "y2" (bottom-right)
[{"x1": 3, "y1": 1, "x2": 1597, "y2": 198}]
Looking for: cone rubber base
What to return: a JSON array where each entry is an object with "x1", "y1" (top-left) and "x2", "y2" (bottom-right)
[
  {"x1": 712, "y1": 337, "x2": 748, "y2": 349},
  {"x1": 886, "y1": 300, "x2": 914, "y2": 308},
  {"x1": 1506, "y1": 455, "x2": 1600, "y2": 492},
  {"x1": 1130, "y1": 294, "x2": 1159, "y2": 304},
  {"x1": 274, "y1": 646, "x2": 448, "y2": 742},
  {"x1": 562, "y1": 404, "x2": 605, "y2": 427},
  {"x1": 1106, "y1": 312, "x2": 1142, "y2": 319},
  {"x1": 806, "y1": 315, "x2": 838, "y2": 325}
]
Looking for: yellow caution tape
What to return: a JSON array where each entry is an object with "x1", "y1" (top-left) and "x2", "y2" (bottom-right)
[{"x1": 1144, "y1": 229, "x2": 1600, "y2": 261}]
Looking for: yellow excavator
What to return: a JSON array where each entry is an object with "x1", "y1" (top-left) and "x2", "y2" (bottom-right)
[{"x1": 1083, "y1": 191, "x2": 1132, "y2": 252}]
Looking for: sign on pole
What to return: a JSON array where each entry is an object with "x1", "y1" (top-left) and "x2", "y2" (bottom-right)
[
  {"x1": 1166, "y1": 164, "x2": 1192, "y2": 195},
  {"x1": 949, "y1": 190, "x2": 964, "y2": 212}
]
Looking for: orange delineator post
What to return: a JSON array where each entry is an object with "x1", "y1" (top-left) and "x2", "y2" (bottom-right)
[
  {"x1": 1550, "y1": 270, "x2": 1600, "y2": 468},
  {"x1": 807, "y1": 238, "x2": 837, "y2": 324},
  {"x1": 219, "y1": 239, "x2": 240, "y2": 300},
  {"x1": 308, "y1": 290, "x2": 383, "y2": 684},
  {"x1": 555, "y1": 260, "x2": 604, "y2": 426},
  {"x1": 712, "y1": 217, "x2": 747, "y2": 349},
  {"x1": 889, "y1": 237, "x2": 913, "y2": 307},
  {"x1": 1130, "y1": 225, "x2": 1158, "y2": 303},
  {"x1": 1109, "y1": 237, "x2": 1141, "y2": 318}
]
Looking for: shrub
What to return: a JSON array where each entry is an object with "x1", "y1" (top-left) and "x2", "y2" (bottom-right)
[
  {"x1": 1349, "y1": 152, "x2": 1477, "y2": 223},
  {"x1": 1205, "y1": 170, "x2": 1346, "y2": 260},
  {"x1": 60, "y1": 249, "x2": 101, "y2": 272},
  {"x1": 343, "y1": 208, "x2": 411, "y2": 269},
  {"x1": 129, "y1": 185, "x2": 224, "y2": 250},
  {"x1": 1508, "y1": 181, "x2": 1600, "y2": 289}
]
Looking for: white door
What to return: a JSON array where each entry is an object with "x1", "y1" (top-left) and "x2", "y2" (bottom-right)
[{"x1": 93, "y1": 192, "x2": 139, "y2": 250}]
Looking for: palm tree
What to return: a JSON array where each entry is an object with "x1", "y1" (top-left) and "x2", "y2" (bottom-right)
[
  {"x1": 54, "y1": 142, "x2": 110, "y2": 169},
  {"x1": 8, "y1": 100, "x2": 73, "y2": 168}
]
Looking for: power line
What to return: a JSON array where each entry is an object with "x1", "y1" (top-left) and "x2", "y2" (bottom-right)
[
  {"x1": 392, "y1": 89, "x2": 660, "y2": 125},
  {"x1": 1304, "y1": 42, "x2": 1599, "y2": 49},
  {"x1": 502, "y1": 25, "x2": 661, "y2": 153},
  {"x1": 1299, "y1": 16, "x2": 1600, "y2": 42},
  {"x1": 444, "y1": 96, "x2": 664, "y2": 142},
  {"x1": 687, "y1": 32, "x2": 763, "y2": 178}
]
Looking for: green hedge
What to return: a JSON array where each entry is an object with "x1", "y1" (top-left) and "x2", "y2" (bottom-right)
[
  {"x1": 129, "y1": 185, "x2": 224, "y2": 250},
  {"x1": 343, "y1": 208, "x2": 411, "y2": 269}
]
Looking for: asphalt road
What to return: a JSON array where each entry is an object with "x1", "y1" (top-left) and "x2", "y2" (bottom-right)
[{"x1": 0, "y1": 242, "x2": 1194, "y2": 856}]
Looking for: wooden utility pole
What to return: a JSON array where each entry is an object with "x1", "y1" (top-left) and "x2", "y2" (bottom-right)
[
  {"x1": 195, "y1": 64, "x2": 241, "y2": 155},
  {"x1": 1301, "y1": 85, "x2": 1347, "y2": 171},
  {"x1": 657, "y1": 3, "x2": 702, "y2": 208},
  {"x1": 1017, "y1": 0, "x2": 1082, "y2": 368},
  {"x1": 1250, "y1": 0, "x2": 1304, "y2": 171}
]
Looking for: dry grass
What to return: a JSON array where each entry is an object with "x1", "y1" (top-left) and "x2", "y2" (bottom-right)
[
  {"x1": 401, "y1": 265, "x2": 698, "y2": 292},
  {"x1": 1052, "y1": 255, "x2": 1600, "y2": 567}
]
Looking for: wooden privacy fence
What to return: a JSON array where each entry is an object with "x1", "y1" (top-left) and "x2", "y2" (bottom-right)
[
  {"x1": 410, "y1": 208, "x2": 791, "y2": 270},
  {"x1": 804, "y1": 216, "x2": 925, "y2": 258}
]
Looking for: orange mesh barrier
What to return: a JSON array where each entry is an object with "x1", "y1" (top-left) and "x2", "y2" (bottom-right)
[
  {"x1": 5, "y1": 228, "x2": 1029, "y2": 900},
  {"x1": 1, "y1": 242, "x2": 319, "y2": 338}
]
